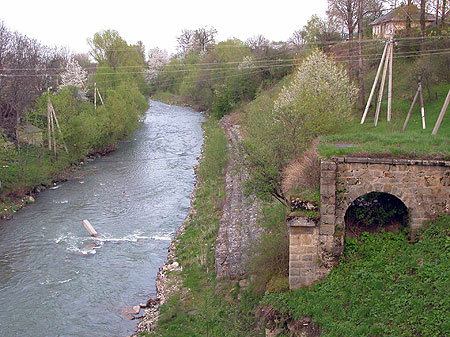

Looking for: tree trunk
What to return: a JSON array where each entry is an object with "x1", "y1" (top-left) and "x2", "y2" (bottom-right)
[
  {"x1": 420, "y1": 0, "x2": 426, "y2": 51},
  {"x1": 357, "y1": 0, "x2": 365, "y2": 110},
  {"x1": 442, "y1": 0, "x2": 448, "y2": 24},
  {"x1": 407, "y1": 0, "x2": 413, "y2": 35},
  {"x1": 436, "y1": 0, "x2": 440, "y2": 24}
]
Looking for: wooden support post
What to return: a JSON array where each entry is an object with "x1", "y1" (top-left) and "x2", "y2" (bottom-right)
[
  {"x1": 402, "y1": 85, "x2": 421, "y2": 132},
  {"x1": 50, "y1": 107, "x2": 56, "y2": 156},
  {"x1": 47, "y1": 88, "x2": 52, "y2": 151},
  {"x1": 94, "y1": 82, "x2": 97, "y2": 110},
  {"x1": 432, "y1": 89, "x2": 450, "y2": 135},
  {"x1": 97, "y1": 88, "x2": 104, "y2": 105},
  {"x1": 374, "y1": 42, "x2": 391, "y2": 126},
  {"x1": 418, "y1": 81, "x2": 426, "y2": 129},
  {"x1": 50, "y1": 104, "x2": 69, "y2": 154},
  {"x1": 361, "y1": 41, "x2": 389, "y2": 124},
  {"x1": 387, "y1": 42, "x2": 393, "y2": 121}
]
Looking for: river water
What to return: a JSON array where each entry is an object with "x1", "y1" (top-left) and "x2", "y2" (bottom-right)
[{"x1": 0, "y1": 101, "x2": 205, "y2": 336}]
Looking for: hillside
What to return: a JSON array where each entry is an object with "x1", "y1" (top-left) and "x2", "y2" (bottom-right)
[{"x1": 139, "y1": 43, "x2": 450, "y2": 337}]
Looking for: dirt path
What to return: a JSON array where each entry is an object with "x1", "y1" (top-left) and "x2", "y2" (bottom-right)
[{"x1": 215, "y1": 113, "x2": 263, "y2": 279}]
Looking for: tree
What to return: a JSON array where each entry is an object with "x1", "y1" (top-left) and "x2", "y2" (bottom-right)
[
  {"x1": 242, "y1": 50, "x2": 357, "y2": 203},
  {"x1": 88, "y1": 30, "x2": 147, "y2": 95},
  {"x1": 246, "y1": 35, "x2": 270, "y2": 56},
  {"x1": 176, "y1": 26, "x2": 218, "y2": 56},
  {"x1": 146, "y1": 47, "x2": 168, "y2": 82},
  {"x1": 59, "y1": 58, "x2": 88, "y2": 95},
  {"x1": 288, "y1": 29, "x2": 307, "y2": 49},
  {"x1": 327, "y1": 0, "x2": 383, "y2": 81},
  {"x1": 303, "y1": 15, "x2": 342, "y2": 44},
  {"x1": 176, "y1": 29, "x2": 195, "y2": 55}
]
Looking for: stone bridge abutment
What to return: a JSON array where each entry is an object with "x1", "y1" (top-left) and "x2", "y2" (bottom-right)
[{"x1": 289, "y1": 157, "x2": 450, "y2": 289}]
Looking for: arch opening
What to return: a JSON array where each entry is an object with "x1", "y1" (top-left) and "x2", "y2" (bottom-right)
[{"x1": 344, "y1": 192, "x2": 409, "y2": 238}]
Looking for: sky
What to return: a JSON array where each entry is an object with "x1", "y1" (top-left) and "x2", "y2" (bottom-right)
[{"x1": 1, "y1": 0, "x2": 328, "y2": 56}]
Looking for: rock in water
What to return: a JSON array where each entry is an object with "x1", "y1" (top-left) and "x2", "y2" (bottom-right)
[{"x1": 121, "y1": 306, "x2": 140, "y2": 320}]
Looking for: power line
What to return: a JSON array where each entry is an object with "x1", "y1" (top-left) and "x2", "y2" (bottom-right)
[{"x1": 1, "y1": 35, "x2": 448, "y2": 72}]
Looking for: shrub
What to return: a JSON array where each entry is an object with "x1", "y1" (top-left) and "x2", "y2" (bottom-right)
[{"x1": 282, "y1": 139, "x2": 321, "y2": 198}]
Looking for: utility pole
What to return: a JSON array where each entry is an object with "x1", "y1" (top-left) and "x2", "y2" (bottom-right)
[{"x1": 47, "y1": 87, "x2": 52, "y2": 151}]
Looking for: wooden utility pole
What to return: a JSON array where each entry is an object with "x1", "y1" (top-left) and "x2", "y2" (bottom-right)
[
  {"x1": 46, "y1": 87, "x2": 69, "y2": 155},
  {"x1": 432, "y1": 89, "x2": 450, "y2": 135},
  {"x1": 402, "y1": 78, "x2": 426, "y2": 131},
  {"x1": 361, "y1": 41, "x2": 390, "y2": 124},
  {"x1": 47, "y1": 87, "x2": 52, "y2": 151},
  {"x1": 49, "y1": 104, "x2": 69, "y2": 154},
  {"x1": 97, "y1": 87, "x2": 104, "y2": 105},
  {"x1": 374, "y1": 42, "x2": 392, "y2": 126},
  {"x1": 387, "y1": 42, "x2": 394, "y2": 121}
]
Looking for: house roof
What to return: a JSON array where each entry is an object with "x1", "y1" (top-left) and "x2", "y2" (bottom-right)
[
  {"x1": 19, "y1": 124, "x2": 42, "y2": 134},
  {"x1": 371, "y1": 7, "x2": 436, "y2": 25}
]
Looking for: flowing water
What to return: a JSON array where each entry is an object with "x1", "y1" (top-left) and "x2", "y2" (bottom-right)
[{"x1": 0, "y1": 101, "x2": 205, "y2": 336}]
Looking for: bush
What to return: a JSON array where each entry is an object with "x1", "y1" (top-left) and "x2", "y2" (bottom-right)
[{"x1": 282, "y1": 139, "x2": 321, "y2": 198}]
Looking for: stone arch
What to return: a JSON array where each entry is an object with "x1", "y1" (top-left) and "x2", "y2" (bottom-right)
[
  {"x1": 338, "y1": 188, "x2": 413, "y2": 223},
  {"x1": 343, "y1": 191, "x2": 409, "y2": 237}
]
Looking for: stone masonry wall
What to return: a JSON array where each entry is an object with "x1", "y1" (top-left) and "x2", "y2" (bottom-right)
[{"x1": 288, "y1": 157, "x2": 450, "y2": 289}]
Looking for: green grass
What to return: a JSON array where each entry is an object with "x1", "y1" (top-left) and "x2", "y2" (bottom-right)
[
  {"x1": 263, "y1": 215, "x2": 450, "y2": 337},
  {"x1": 144, "y1": 118, "x2": 264, "y2": 336},
  {"x1": 319, "y1": 78, "x2": 450, "y2": 160}
]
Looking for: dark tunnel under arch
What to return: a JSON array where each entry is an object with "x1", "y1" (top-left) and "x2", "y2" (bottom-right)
[{"x1": 344, "y1": 191, "x2": 409, "y2": 238}]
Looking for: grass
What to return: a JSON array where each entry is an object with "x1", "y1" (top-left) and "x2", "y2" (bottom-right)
[
  {"x1": 144, "y1": 118, "x2": 264, "y2": 337},
  {"x1": 262, "y1": 215, "x2": 450, "y2": 337},
  {"x1": 319, "y1": 75, "x2": 450, "y2": 160},
  {"x1": 0, "y1": 145, "x2": 77, "y2": 217}
]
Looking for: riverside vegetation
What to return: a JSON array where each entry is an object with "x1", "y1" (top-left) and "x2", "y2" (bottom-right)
[
  {"x1": 0, "y1": 28, "x2": 149, "y2": 217},
  {"x1": 143, "y1": 30, "x2": 450, "y2": 336}
]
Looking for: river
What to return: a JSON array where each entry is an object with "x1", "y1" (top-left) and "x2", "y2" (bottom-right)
[{"x1": 0, "y1": 101, "x2": 205, "y2": 336}]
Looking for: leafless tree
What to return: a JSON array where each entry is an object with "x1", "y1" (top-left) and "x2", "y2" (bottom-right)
[
  {"x1": 288, "y1": 30, "x2": 307, "y2": 49},
  {"x1": 246, "y1": 34, "x2": 270, "y2": 56},
  {"x1": 176, "y1": 26, "x2": 217, "y2": 56},
  {"x1": 327, "y1": 0, "x2": 383, "y2": 81}
]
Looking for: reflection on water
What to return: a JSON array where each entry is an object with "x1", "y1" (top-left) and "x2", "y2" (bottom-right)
[{"x1": 0, "y1": 101, "x2": 204, "y2": 336}]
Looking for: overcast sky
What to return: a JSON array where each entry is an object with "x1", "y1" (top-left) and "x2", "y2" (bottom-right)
[{"x1": 1, "y1": 0, "x2": 328, "y2": 55}]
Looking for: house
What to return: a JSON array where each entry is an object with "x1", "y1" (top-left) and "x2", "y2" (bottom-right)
[
  {"x1": 17, "y1": 124, "x2": 43, "y2": 146},
  {"x1": 371, "y1": 5, "x2": 436, "y2": 39}
]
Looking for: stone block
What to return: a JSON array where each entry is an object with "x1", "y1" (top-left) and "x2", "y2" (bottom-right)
[
  {"x1": 289, "y1": 235, "x2": 302, "y2": 245},
  {"x1": 301, "y1": 254, "x2": 314, "y2": 262},
  {"x1": 320, "y1": 215, "x2": 335, "y2": 225},
  {"x1": 300, "y1": 234, "x2": 315, "y2": 246},
  {"x1": 321, "y1": 161, "x2": 336, "y2": 170},
  {"x1": 368, "y1": 158, "x2": 393, "y2": 165},
  {"x1": 291, "y1": 226, "x2": 315, "y2": 235},
  {"x1": 289, "y1": 253, "x2": 300, "y2": 261},
  {"x1": 319, "y1": 224, "x2": 335, "y2": 235},
  {"x1": 289, "y1": 276, "x2": 301, "y2": 289},
  {"x1": 289, "y1": 261, "x2": 301, "y2": 269},
  {"x1": 289, "y1": 267, "x2": 300, "y2": 276}
]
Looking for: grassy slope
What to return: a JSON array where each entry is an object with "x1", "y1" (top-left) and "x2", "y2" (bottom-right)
[
  {"x1": 263, "y1": 216, "x2": 450, "y2": 337},
  {"x1": 320, "y1": 59, "x2": 449, "y2": 159}
]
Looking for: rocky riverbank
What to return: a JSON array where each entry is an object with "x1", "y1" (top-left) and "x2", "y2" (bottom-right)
[
  {"x1": 134, "y1": 112, "x2": 264, "y2": 335},
  {"x1": 134, "y1": 156, "x2": 201, "y2": 335}
]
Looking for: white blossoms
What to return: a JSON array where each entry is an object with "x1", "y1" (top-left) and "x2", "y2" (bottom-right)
[
  {"x1": 59, "y1": 58, "x2": 88, "y2": 92},
  {"x1": 273, "y1": 49, "x2": 358, "y2": 136}
]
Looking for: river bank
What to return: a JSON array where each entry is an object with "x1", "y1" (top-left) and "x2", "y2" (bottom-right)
[
  {"x1": 0, "y1": 142, "x2": 118, "y2": 221},
  {"x1": 0, "y1": 101, "x2": 205, "y2": 336},
  {"x1": 135, "y1": 169, "x2": 199, "y2": 334}
]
